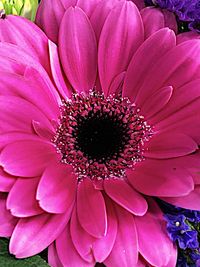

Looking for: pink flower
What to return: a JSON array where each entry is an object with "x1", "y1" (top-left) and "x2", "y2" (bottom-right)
[{"x1": 0, "y1": 1, "x2": 200, "y2": 266}]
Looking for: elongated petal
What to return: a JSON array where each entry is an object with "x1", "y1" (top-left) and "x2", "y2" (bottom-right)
[
  {"x1": 59, "y1": 7, "x2": 97, "y2": 93},
  {"x1": 92, "y1": 197, "x2": 118, "y2": 262},
  {"x1": 135, "y1": 40, "x2": 200, "y2": 106},
  {"x1": 7, "y1": 177, "x2": 43, "y2": 217},
  {"x1": 0, "y1": 96, "x2": 53, "y2": 134},
  {"x1": 77, "y1": 0, "x2": 101, "y2": 17},
  {"x1": 70, "y1": 206, "x2": 95, "y2": 262},
  {"x1": 0, "y1": 193, "x2": 18, "y2": 237},
  {"x1": 0, "y1": 167, "x2": 15, "y2": 192},
  {"x1": 90, "y1": 0, "x2": 120, "y2": 41},
  {"x1": 48, "y1": 40, "x2": 72, "y2": 99},
  {"x1": 77, "y1": 178, "x2": 107, "y2": 238},
  {"x1": 127, "y1": 159, "x2": 194, "y2": 197},
  {"x1": 36, "y1": 0, "x2": 65, "y2": 43},
  {"x1": 144, "y1": 133, "x2": 198, "y2": 159},
  {"x1": 10, "y1": 210, "x2": 72, "y2": 258},
  {"x1": 140, "y1": 86, "x2": 173, "y2": 119},
  {"x1": 135, "y1": 200, "x2": 176, "y2": 267},
  {"x1": 162, "y1": 186, "x2": 200, "y2": 210},
  {"x1": 98, "y1": 1, "x2": 144, "y2": 95},
  {"x1": 104, "y1": 179, "x2": 147, "y2": 216},
  {"x1": 0, "y1": 15, "x2": 50, "y2": 73},
  {"x1": 37, "y1": 161, "x2": 77, "y2": 213},
  {"x1": 0, "y1": 140, "x2": 56, "y2": 177},
  {"x1": 0, "y1": 71, "x2": 60, "y2": 121},
  {"x1": 123, "y1": 28, "x2": 176, "y2": 104},
  {"x1": 56, "y1": 225, "x2": 94, "y2": 267},
  {"x1": 104, "y1": 205, "x2": 138, "y2": 267},
  {"x1": 48, "y1": 242, "x2": 64, "y2": 267}
]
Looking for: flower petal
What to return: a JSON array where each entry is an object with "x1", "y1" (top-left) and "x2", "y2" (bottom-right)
[
  {"x1": 162, "y1": 186, "x2": 200, "y2": 210},
  {"x1": 90, "y1": 0, "x2": 120, "y2": 41},
  {"x1": 92, "y1": 197, "x2": 118, "y2": 262},
  {"x1": 0, "y1": 167, "x2": 15, "y2": 192},
  {"x1": 77, "y1": 178, "x2": 107, "y2": 238},
  {"x1": 48, "y1": 40, "x2": 72, "y2": 99},
  {"x1": 36, "y1": 0, "x2": 65, "y2": 43},
  {"x1": 10, "y1": 210, "x2": 72, "y2": 258},
  {"x1": 70, "y1": 206, "x2": 95, "y2": 262},
  {"x1": 7, "y1": 177, "x2": 43, "y2": 217},
  {"x1": 98, "y1": 1, "x2": 144, "y2": 95},
  {"x1": 59, "y1": 7, "x2": 97, "y2": 93},
  {"x1": 0, "y1": 15, "x2": 50, "y2": 73},
  {"x1": 104, "y1": 179, "x2": 147, "y2": 216},
  {"x1": 48, "y1": 242, "x2": 64, "y2": 267},
  {"x1": 144, "y1": 133, "x2": 198, "y2": 159},
  {"x1": 140, "y1": 86, "x2": 173, "y2": 119},
  {"x1": 56, "y1": 225, "x2": 94, "y2": 267},
  {"x1": 37, "y1": 161, "x2": 77, "y2": 213},
  {"x1": 0, "y1": 140, "x2": 56, "y2": 177},
  {"x1": 0, "y1": 193, "x2": 18, "y2": 237},
  {"x1": 127, "y1": 159, "x2": 194, "y2": 197},
  {"x1": 76, "y1": 0, "x2": 102, "y2": 17},
  {"x1": 104, "y1": 205, "x2": 138, "y2": 267},
  {"x1": 135, "y1": 199, "x2": 177, "y2": 267},
  {"x1": 123, "y1": 28, "x2": 176, "y2": 104},
  {"x1": 135, "y1": 40, "x2": 200, "y2": 106},
  {"x1": 0, "y1": 96, "x2": 53, "y2": 134}
]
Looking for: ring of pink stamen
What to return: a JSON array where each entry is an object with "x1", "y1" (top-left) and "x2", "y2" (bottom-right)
[{"x1": 54, "y1": 91, "x2": 152, "y2": 180}]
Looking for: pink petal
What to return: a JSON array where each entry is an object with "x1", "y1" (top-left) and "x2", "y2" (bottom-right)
[
  {"x1": 77, "y1": 178, "x2": 107, "y2": 238},
  {"x1": 90, "y1": 0, "x2": 120, "y2": 41},
  {"x1": 37, "y1": 161, "x2": 77, "y2": 213},
  {"x1": 48, "y1": 242, "x2": 64, "y2": 267},
  {"x1": 162, "y1": 9, "x2": 178, "y2": 34},
  {"x1": 59, "y1": 7, "x2": 97, "y2": 93},
  {"x1": 141, "y1": 7, "x2": 165, "y2": 39},
  {"x1": 60, "y1": 0, "x2": 77, "y2": 8},
  {"x1": 104, "y1": 179, "x2": 147, "y2": 216},
  {"x1": 0, "y1": 133, "x2": 42, "y2": 151},
  {"x1": 131, "y1": 0, "x2": 145, "y2": 10},
  {"x1": 104, "y1": 205, "x2": 138, "y2": 267},
  {"x1": 7, "y1": 177, "x2": 43, "y2": 217},
  {"x1": 56, "y1": 225, "x2": 94, "y2": 267},
  {"x1": 177, "y1": 31, "x2": 200, "y2": 44},
  {"x1": 0, "y1": 15, "x2": 50, "y2": 73},
  {"x1": 32, "y1": 120, "x2": 55, "y2": 140},
  {"x1": 76, "y1": 0, "x2": 102, "y2": 17},
  {"x1": 70, "y1": 206, "x2": 95, "y2": 262},
  {"x1": 0, "y1": 140, "x2": 56, "y2": 177},
  {"x1": 92, "y1": 197, "x2": 118, "y2": 262},
  {"x1": 10, "y1": 210, "x2": 72, "y2": 258},
  {"x1": 144, "y1": 133, "x2": 198, "y2": 159},
  {"x1": 151, "y1": 79, "x2": 200, "y2": 124},
  {"x1": 48, "y1": 40, "x2": 72, "y2": 99},
  {"x1": 0, "y1": 96, "x2": 53, "y2": 134},
  {"x1": 135, "y1": 199, "x2": 177, "y2": 267},
  {"x1": 162, "y1": 186, "x2": 200, "y2": 210},
  {"x1": 0, "y1": 71, "x2": 60, "y2": 122},
  {"x1": 36, "y1": 0, "x2": 65, "y2": 43},
  {"x1": 108, "y1": 71, "x2": 126, "y2": 96},
  {"x1": 135, "y1": 40, "x2": 200, "y2": 106},
  {"x1": 127, "y1": 159, "x2": 194, "y2": 197},
  {"x1": 98, "y1": 1, "x2": 144, "y2": 95},
  {"x1": 123, "y1": 28, "x2": 176, "y2": 104},
  {"x1": 0, "y1": 193, "x2": 18, "y2": 237},
  {"x1": 0, "y1": 167, "x2": 15, "y2": 192},
  {"x1": 140, "y1": 86, "x2": 173, "y2": 119}
]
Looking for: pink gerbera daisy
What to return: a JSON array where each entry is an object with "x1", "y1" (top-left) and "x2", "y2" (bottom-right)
[{"x1": 0, "y1": 1, "x2": 200, "y2": 266}]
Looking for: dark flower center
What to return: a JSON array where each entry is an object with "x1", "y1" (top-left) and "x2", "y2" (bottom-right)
[
  {"x1": 74, "y1": 110, "x2": 130, "y2": 163},
  {"x1": 54, "y1": 92, "x2": 152, "y2": 180}
]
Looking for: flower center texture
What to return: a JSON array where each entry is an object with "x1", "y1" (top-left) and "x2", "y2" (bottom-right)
[{"x1": 54, "y1": 92, "x2": 152, "y2": 180}]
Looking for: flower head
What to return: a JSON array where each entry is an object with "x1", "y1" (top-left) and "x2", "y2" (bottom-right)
[
  {"x1": 0, "y1": 0, "x2": 200, "y2": 266},
  {"x1": 0, "y1": 0, "x2": 38, "y2": 20}
]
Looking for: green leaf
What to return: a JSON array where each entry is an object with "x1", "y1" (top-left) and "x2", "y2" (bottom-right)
[{"x1": 0, "y1": 238, "x2": 50, "y2": 267}]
